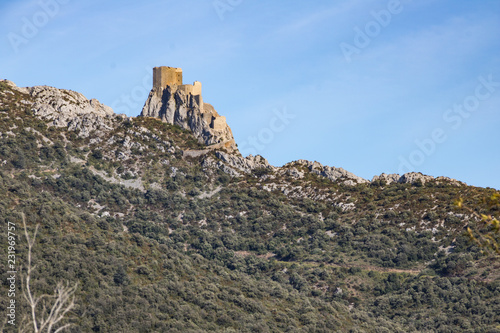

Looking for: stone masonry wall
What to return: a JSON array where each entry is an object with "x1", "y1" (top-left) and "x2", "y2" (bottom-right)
[
  {"x1": 153, "y1": 66, "x2": 183, "y2": 88},
  {"x1": 177, "y1": 81, "x2": 202, "y2": 96}
]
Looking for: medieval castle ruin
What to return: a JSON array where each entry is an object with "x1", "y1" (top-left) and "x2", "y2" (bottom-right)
[
  {"x1": 153, "y1": 66, "x2": 202, "y2": 96},
  {"x1": 142, "y1": 66, "x2": 235, "y2": 149}
]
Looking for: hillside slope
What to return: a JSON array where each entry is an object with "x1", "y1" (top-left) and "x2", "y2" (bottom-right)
[{"x1": 0, "y1": 79, "x2": 499, "y2": 332}]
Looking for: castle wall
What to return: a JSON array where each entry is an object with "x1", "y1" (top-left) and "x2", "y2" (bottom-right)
[
  {"x1": 153, "y1": 66, "x2": 183, "y2": 88},
  {"x1": 211, "y1": 116, "x2": 227, "y2": 131},
  {"x1": 192, "y1": 81, "x2": 202, "y2": 96},
  {"x1": 177, "y1": 81, "x2": 202, "y2": 96}
]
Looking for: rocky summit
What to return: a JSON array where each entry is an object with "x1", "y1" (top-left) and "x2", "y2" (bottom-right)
[{"x1": 0, "y1": 74, "x2": 498, "y2": 332}]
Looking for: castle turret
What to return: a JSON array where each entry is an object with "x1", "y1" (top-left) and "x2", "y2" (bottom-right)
[
  {"x1": 153, "y1": 66, "x2": 202, "y2": 98},
  {"x1": 153, "y1": 66, "x2": 183, "y2": 88}
]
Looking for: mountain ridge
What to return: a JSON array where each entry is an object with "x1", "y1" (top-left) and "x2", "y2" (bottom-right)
[{"x1": 1, "y1": 78, "x2": 464, "y2": 189}]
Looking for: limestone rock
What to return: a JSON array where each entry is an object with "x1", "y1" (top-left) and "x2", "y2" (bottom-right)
[
  {"x1": 214, "y1": 151, "x2": 274, "y2": 174},
  {"x1": 202, "y1": 156, "x2": 242, "y2": 177},
  {"x1": 284, "y1": 167, "x2": 305, "y2": 179},
  {"x1": 290, "y1": 160, "x2": 368, "y2": 185},
  {"x1": 1, "y1": 80, "x2": 21, "y2": 91},
  {"x1": 371, "y1": 173, "x2": 401, "y2": 185},
  {"x1": 399, "y1": 172, "x2": 434, "y2": 184},
  {"x1": 435, "y1": 176, "x2": 463, "y2": 186},
  {"x1": 5, "y1": 80, "x2": 118, "y2": 138},
  {"x1": 371, "y1": 172, "x2": 461, "y2": 186},
  {"x1": 141, "y1": 86, "x2": 236, "y2": 151}
]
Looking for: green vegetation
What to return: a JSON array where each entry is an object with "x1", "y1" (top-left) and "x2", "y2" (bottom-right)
[
  {"x1": 0, "y1": 83, "x2": 499, "y2": 332},
  {"x1": 457, "y1": 193, "x2": 500, "y2": 255}
]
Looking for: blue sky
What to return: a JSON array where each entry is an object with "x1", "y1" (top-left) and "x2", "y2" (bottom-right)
[{"x1": 1, "y1": 0, "x2": 499, "y2": 189}]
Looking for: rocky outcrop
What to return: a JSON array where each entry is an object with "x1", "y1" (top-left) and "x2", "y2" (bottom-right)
[
  {"x1": 200, "y1": 152, "x2": 275, "y2": 178},
  {"x1": 371, "y1": 172, "x2": 462, "y2": 186},
  {"x1": 371, "y1": 173, "x2": 402, "y2": 185},
  {"x1": 141, "y1": 86, "x2": 236, "y2": 151},
  {"x1": 288, "y1": 160, "x2": 369, "y2": 185},
  {"x1": 215, "y1": 151, "x2": 274, "y2": 173},
  {"x1": 4, "y1": 80, "x2": 118, "y2": 138},
  {"x1": 399, "y1": 172, "x2": 434, "y2": 184}
]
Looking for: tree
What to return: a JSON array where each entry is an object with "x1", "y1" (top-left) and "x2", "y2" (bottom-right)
[
  {"x1": 456, "y1": 192, "x2": 500, "y2": 256},
  {"x1": 20, "y1": 213, "x2": 78, "y2": 333}
]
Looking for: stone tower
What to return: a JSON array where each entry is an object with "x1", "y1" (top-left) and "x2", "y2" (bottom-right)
[
  {"x1": 153, "y1": 66, "x2": 183, "y2": 89},
  {"x1": 152, "y1": 66, "x2": 202, "y2": 97}
]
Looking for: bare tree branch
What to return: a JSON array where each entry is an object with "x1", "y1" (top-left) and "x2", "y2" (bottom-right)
[{"x1": 20, "y1": 213, "x2": 78, "y2": 333}]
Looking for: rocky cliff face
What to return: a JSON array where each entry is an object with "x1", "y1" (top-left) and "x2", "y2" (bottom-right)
[
  {"x1": 141, "y1": 86, "x2": 237, "y2": 151},
  {"x1": 3, "y1": 80, "x2": 120, "y2": 138}
]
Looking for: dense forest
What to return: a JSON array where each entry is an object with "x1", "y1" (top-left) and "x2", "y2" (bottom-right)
[{"x1": 0, "y1": 80, "x2": 499, "y2": 332}]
